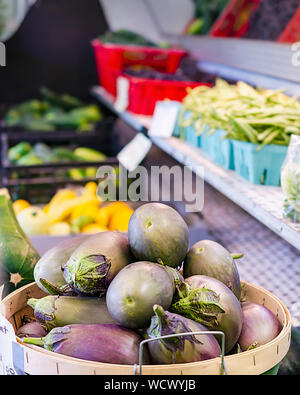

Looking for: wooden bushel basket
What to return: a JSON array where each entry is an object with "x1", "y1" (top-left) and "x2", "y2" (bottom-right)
[{"x1": 0, "y1": 281, "x2": 292, "y2": 375}]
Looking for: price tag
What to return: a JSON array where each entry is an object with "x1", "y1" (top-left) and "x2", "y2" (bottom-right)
[
  {"x1": 114, "y1": 76, "x2": 130, "y2": 112},
  {"x1": 0, "y1": 314, "x2": 25, "y2": 375},
  {"x1": 148, "y1": 101, "x2": 181, "y2": 138},
  {"x1": 117, "y1": 132, "x2": 152, "y2": 172}
]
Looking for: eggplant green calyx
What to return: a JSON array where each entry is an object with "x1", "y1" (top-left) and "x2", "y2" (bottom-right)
[
  {"x1": 170, "y1": 282, "x2": 225, "y2": 327},
  {"x1": 23, "y1": 326, "x2": 71, "y2": 351},
  {"x1": 64, "y1": 254, "x2": 111, "y2": 296},
  {"x1": 28, "y1": 296, "x2": 58, "y2": 327},
  {"x1": 148, "y1": 305, "x2": 202, "y2": 360}
]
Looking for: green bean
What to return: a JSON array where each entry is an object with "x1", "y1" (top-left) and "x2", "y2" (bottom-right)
[
  {"x1": 257, "y1": 127, "x2": 276, "y2": 141},
  {"x1": 181, "y1": 78, "x2": 300, "y2": 148},
  {"x1": 257, "y1": 129, "x2": 282, "y2": 151},
  {"x1": 229, "y1": 117, "x2": 258, "y2": 144}
]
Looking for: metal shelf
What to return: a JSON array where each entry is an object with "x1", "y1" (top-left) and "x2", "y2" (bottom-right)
[
  {"x1": 91, "y1": 86, "x2": 300, "y2": 252},
  {"x1": 164, "y1": 36, "x2": 300, "y2": 85}
]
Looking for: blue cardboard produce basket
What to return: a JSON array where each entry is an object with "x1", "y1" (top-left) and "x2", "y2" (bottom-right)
[
  {"x1": 232, "y1": 140, "x2": 288, "y2": 185},
  {"x1": 184, "y1": 124, "x2": 202, "y2": 147},
  {"x1": 178, "y1": 110, "x2": 202, "y2": 148},
  {"x1": 201, "y1": 128, "x2": 235, "y2": 170}
]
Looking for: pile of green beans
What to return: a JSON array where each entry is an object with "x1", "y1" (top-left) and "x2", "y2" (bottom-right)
[{"x1": 181, "y1": 79, "x2": 300, "y2": 150}]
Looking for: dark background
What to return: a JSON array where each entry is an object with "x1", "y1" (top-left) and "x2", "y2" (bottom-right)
[{"x1": 0, "y1": 0, "x2": 108, "y2": 105}]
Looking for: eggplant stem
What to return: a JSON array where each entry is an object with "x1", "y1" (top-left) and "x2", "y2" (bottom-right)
[
  {"x1": 23, "y1": 336, "x2": 45, "y2": 347},
  {"x1": 39, "y1": 278, "x2": 74, "y2": 296},
  {"x1": 157, "y1": 258, "x2": 165, "y2": 266},
  {"x1": 248, "y1": 341, "x2": 258, "y2": 350},
  {"x1": 27, "y1": 298, "x2": 38, "y2": 309},
  {"x1": 231, "y1": 253, "x2": 244, "y2": 260},
  {"x1": 153, "y1": 304, "x2": 166, "y2": 319}
]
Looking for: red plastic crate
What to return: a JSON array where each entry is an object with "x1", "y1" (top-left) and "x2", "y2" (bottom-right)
[
  {"x1": 91, "y1": 39, "x2": 187, "y2": 97},
  {"x1": 278, "y1": 6, "x2": 300, "y2": 43},
  {"x1": 209, "y1": 0, "x2": 262, "y2": 38},
  {"x1": 121, "y1": 73, "x2": 212, "y2": 116}
]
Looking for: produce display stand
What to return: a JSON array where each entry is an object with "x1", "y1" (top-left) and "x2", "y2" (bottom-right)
[
  {"x1": 0, "y1": 281, "x2": 291, "y2": 375},
  {"x1": 0, "y1": 2, "x2": 299, "y2": 378},
  {"x1": 91, "y1": 86, "x2": 300, "y2": 253},
  {"x1": 90, "y1": 85, "x2": 300, "y2": 329}
]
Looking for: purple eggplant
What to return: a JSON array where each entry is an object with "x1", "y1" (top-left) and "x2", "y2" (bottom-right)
[
  {"x1": 34, "y1": 234, "x2": 89, "y2": 294},
  {"x1": 27, "y1": 294, "x2": 117, "y2": 330},
  {"x1": 171, "y1": 275, "x2": 243, "y2": 353},
  {"x1": 63, "y1": 232, "x2": 133, "y2": 296},
  {"x1": 146, "y1": 305, "x2": 221, "y2": 364},
  {"x1": 106, "y1": 261, "x2": 175, "y2": 329},
  {"x1": 16, "y1": 319, "x2": 48, "y2": 338},
  {"x1": 128, "y1": 203, "x2": 189, "y2": 268},
  {"x1": 23, "y1": 323, "x2": 149, "y2": 365},
  {"x1": 238, "y1": 302, "x2": 282, "y2": 351},
  {"x1": 183, "y1": 240, "x2": 242, "y2": 299}
]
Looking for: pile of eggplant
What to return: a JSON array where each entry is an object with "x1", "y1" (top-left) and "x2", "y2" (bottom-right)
[{"x1": 21, "y1": 202, "x2": 282, "y2": 366}]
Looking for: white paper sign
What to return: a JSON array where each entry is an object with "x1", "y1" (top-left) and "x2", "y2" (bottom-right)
[
  {"x1": 0, "y1": 314, "x2": 24, "y2": 375},
  {"x1": 117, "y1": 133, "x2": 152, "y2": 172},
  {"x1": 148, "y1": 101, "x2": 181, "y2": 138},
  {"x1": 114, "y1": 76, "x2": 130, "y2": 112}
]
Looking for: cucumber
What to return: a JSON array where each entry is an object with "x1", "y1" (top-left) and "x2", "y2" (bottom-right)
[
  {"x1": 21, "y1": 119, "x2": 56, "y2": 132},
  {"x1": 40, "y1": 86, "x2": 83, "y2": 110},
  {"x1": 0, "y1": 189, "x2": 40, "y2": 298},
  {"x1": 68, "y1": 168, "x2": 85, "y2": 180},
  {"x1": 85, "y1": 167, "x2": 97, "y2": 178},
  {"x1": 33, "y1": 143, "x2": 53, "y2": 163},
  {"x1": 17, "y1": 153, "x2": 43, "y2": 166},
  {"x1": 51, "y1": 147, "x2": 78, "y2": 162},
  {"x1": 73, "y1": 147, "x2": 107, "y2": 162},
  {"x1": 8, "y1": 142, "x2": 32, "y2": 163}
]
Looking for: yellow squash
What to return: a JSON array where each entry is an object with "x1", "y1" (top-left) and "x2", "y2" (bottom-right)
[
  {"x1": 81, "y1": 223, "x2": 108, "y2": 234},
  {"x1": 47, "y1": 194, "x2": 100, "y2": 225},
  {"x1": 13, "y1": 199, "x2": 31, "y2": 215},
  {"x1": 108, "y1": 206, "x2": 134, "y2": 232}
]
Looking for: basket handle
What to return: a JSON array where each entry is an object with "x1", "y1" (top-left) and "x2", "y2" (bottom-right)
[{"x1": 134, "y1": 330, "x2": 227, "y2": 375}]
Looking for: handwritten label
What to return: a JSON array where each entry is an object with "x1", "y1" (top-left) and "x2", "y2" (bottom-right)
[{"x1": 0, "y1": 314, "x2": 24, "y2": 375}]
